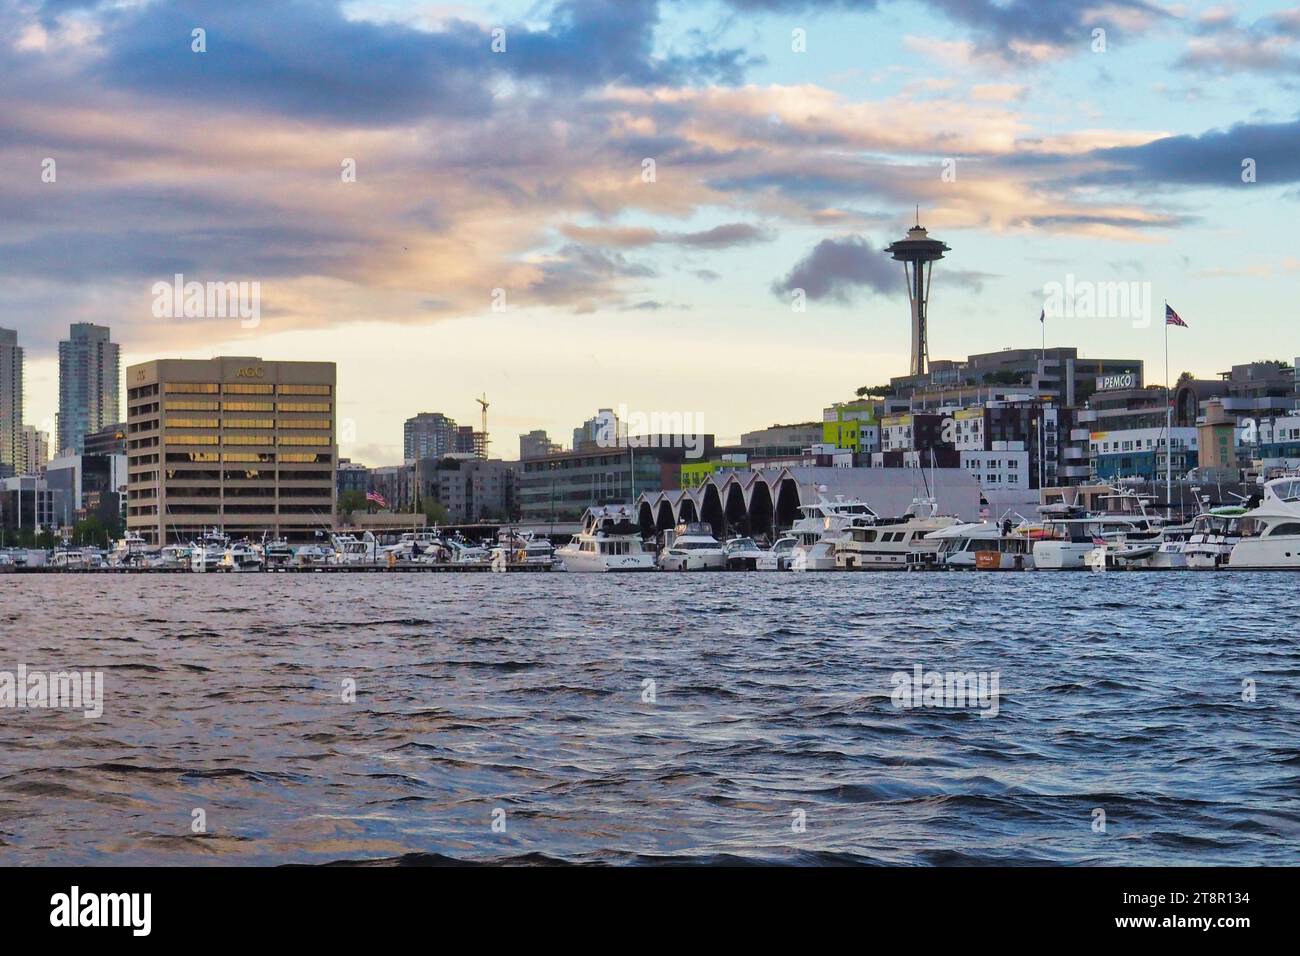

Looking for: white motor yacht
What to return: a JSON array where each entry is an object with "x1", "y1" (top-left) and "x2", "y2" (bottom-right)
[
  {"x1": 928, "y1": 520, "x2": 1035, "y2": 570},
  {"x1": 723, "y1": 536, "x2": 766, "y2": 570},
  {"x1": 294, "y1": 543, "x2": 335, "y2": 567},
  {"x1": 109, "y1": 531, "x2": 154, "y2": 568},
  {"x1": 330, "y1": 531, "x2": 379, "y2": 564},
  {"x1": 555, "y1": 506, "x2": 657, "y2": 572},
  {"x1": 788, "y1": 496, "x2": 878, "y2": 571},
  {"x1": 382, "y1": 529, "x2": 443, "y2": 561},
  {"x1": 153, "y1": 544, "x2": 193, "y2": 570},
  {"x1": 51, "y1": 547, "x2": 103, "y2": 570},
  {"x1": 492, "y1": 530, "x2": 556, "y2": 569},
  {"x1": 220, "y1": 540, "x2": 264, "y2": 572},
  {"x1": 190, "y1": 529, "x2": 230, "y2": 572},
  {"x1": 1185, "y1": 506, "x2": 1248, "y2": 570},
  {"x1": 1227, "y1": 476, "x2": 1300, "y2": 569},
  {"x1": 443, "y1": 536, "x2": 491, "y2": 565},
  {"x1": 262, "y1": 538, "x2": 296, "y2": 570},
  {"x1": 1031, "y1": 512, "x2": 1156, "y2": 570},
  {"x1": 659, "y1": 522, "x2": 727, "y2": 571},
  {"x1": 755, "y1": 535, "x2": 797, "y2": 570},
  {"x1": 835, "y1": 498, "x2": 960, "y2": 570}
]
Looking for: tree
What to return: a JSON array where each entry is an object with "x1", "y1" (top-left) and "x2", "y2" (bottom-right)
[
  {"x1": 420, "y1": 498, "x2": 449, "y2": 526},
  {"x1": 338, "y1": 489, "x2": 367, "y2": 517},
  {"x1": 855, "y1": 384, "x2": 894, "y2": 398},
  {"x1": 72, "y1": 516, "x2": 108, "y2": 547}
]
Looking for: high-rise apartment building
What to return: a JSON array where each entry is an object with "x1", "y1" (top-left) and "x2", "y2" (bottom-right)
[
  {"x1": 0, "y1": 328, "x2": 22, "y2": 473},
  {"x1": 125, "y1": 357, "x2": 336, "y2": 543},
  {"x1": 58, "y1": 323, "x2": 120, "y2": 455},
  {"x1": 404, "y1": 412, "x2": 458, "y2": 462},
  {"x1": 519, "y1": 429, "x2": 561, "y2": 459},
  {"x1": 20, "y1": 425, "x2": 49, "y2": 475}
]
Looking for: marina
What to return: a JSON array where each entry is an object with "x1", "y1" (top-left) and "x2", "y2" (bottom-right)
[{"x1": 6, "y1": 475, "x2": 1300, "y2": 573}]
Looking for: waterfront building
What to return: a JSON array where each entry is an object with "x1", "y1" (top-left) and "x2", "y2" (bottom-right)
[
  {"x1": 1194, "y1": 399, "x2": 1238, "y2": 482},
  {"x1": 1089, "y1": 427, "x2": 1199, "y2": 480},
  {"x1": 518, "y1": 436, "x2": 713, "y2": 524},
  {"x1": 740, "y1": 422, "x2": 824, "y2": 450},
  {"x1": 20, "y1": 425, "x2": 48, "y2": 476},
  {"x1": 0, "y1": 328, "x2": 22, "y2": 474},
  {"x1": 572, "y1": 409, "x2": 620, "y2": 451},
  {"x1": 369, "y1": 463, "x2": 415, "y2": 513},
  {"x1": 336, "y1": 458, "x2": 369, "y2": 498},
  {"x1": 0, "y1": 475, "x2": 63, "y2": 536},
  {"x1": 46, "y1": 453, "x2": 127, "y2": 528},
  {"x1": 57, "y1": 323, "x2": 120, "y2": 456},
  {"x1": 1259, "y1": 415, "x2": 1300, "y2": 471},
  {"x1": 821, "y1": 403, "x2": 881, "y2": 455},
  {"x1": 635, "y1": 465, "x2": 982, "y2": 539},
  {"x1": 124, "y1": 357, "x2": 336, "y2": 544},
  {"x1": 83, "y1": 421, "x2": 127, "y2": 456},
  {"x1": 888, "y1": 348, "x2": 1142, "y2": 412},
  {"x1": 876, "y1": 412, "x2": 959, "y2": 468},
  {"x1": 403, "y1": 412, "x2": 458, "y2": 462},
  {"x1": 413, "y1": 457, "x2": 517, "y2": 523},
  {"x1": 519, "y1": 429, "x2": 561, "y2": 460}
]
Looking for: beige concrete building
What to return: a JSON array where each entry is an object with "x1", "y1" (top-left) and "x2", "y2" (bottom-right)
[{"x1": 126, "y1": 357, "x2": 336, "y2": 543}]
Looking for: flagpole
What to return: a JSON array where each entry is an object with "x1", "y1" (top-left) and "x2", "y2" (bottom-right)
[{"x1": 1165, "y1": 301, "x2": 1172, "y2": 520}]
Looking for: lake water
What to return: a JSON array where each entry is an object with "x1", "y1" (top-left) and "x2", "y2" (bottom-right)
[{"x1": 1, "y1": 572, "x2": 1296, "y2": 865}]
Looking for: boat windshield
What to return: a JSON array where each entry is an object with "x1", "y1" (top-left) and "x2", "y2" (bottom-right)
[{"x1": 1271, "y1": 479, "x2": 1300, "y2": 503}]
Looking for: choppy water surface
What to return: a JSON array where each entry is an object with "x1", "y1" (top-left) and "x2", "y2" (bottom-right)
[{"x1": 1, "y1": 572, "x2": 1297, "y2": 865}]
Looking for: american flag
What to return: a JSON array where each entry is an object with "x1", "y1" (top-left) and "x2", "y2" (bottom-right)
[
  {"x1": 1165, "y1": 303, "x2": 1188, "y2": 328},
  {"x1": 365, "y1": 490, "x2": 388, "y2": 508},
  {"x1": 1092, "y1": 535, "x2": 1107, "y2": 547}
]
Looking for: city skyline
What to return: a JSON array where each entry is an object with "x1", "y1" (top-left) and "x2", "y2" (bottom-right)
[{"x1": 4, "y1": 0, "x2": 1300, "y2": 464}]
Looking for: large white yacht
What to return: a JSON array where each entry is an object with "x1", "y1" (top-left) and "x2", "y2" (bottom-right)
[
  {"x1": 927, "y1": 520, "x2": 1035, "y2": 570},
  {"x1": 658, "y1": 522, "x2": 727, "y2": 571},
  {"x1": 220, "y1": 540, "x2": 264, "y2": 572},
  {"x1": 492, "y1": 530, "x2": 556, "y2": 569},
  {"x1": 190, "y1": 529, "x2": 230, "y2": 572},
  {"x1": 835, "y1": 498, "x2": 960, "y2": 570},
  {"x1": 330, "y1": 531, "x2": 380, "y2": 564},
  {"x1": 556, "y1": 506, "x2": 657, "y2": 572},
  {"x1": 382, "y1": 530, "x2": 444, "y2": 561},
  {"x1": 1227, "y1": 476, "x2": 1300, "y2": 569},
  {"x1": 1030, "y1": 512, "x2": 1156, "y2": 570},
  {"x1": 1184, "y1": 506, "x2": 1248, "y2": 570},
  {"x1": 788, "y1": 496, "x2": 878, "y2": 571},
  {"x1": 109, "y1": 531, "x2": 154, "y2": 568}
]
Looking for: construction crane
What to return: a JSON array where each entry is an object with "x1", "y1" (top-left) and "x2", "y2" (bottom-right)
[{"x1": 475, "y1": 393, "x2": 489, "y2": 459}]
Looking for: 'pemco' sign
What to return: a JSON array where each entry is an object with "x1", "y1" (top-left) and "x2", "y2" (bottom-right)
[{"x1": 1096, "y1": 372, "x2": 1137, "y2": 391}]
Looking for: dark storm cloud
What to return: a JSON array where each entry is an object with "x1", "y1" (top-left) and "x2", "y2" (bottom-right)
[
  {"x1": 1084, "y1": 120, "x2": 1300, "y2": 187},
  {"x1": 771, "y1": 235, "x2": 901, "y2": 303},
  {"x1": 83, "y1": 0, "x2": 748, "y2": 127}
]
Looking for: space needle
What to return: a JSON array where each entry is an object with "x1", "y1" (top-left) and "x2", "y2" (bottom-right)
[{"x1": 886, "y1": 212, "x2": 950, "y2": 378}]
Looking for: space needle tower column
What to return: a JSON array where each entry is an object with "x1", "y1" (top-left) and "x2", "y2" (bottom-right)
[{"x1": 886, "y1": 216, "x2": 950, "y2": 378}]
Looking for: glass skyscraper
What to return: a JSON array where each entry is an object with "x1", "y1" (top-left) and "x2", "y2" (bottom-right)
[{"x1": 57, "y1": 322, "x2": 120, "y2": 456}]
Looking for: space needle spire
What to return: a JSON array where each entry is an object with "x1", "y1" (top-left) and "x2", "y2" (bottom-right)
[{"x1": 886, "y1": 213, "x2": 950, "y2": 378}]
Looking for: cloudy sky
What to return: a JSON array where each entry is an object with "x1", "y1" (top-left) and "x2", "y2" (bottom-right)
[{"x1": 3, "y1": 0, "x2": 1298, "y2": 463}]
